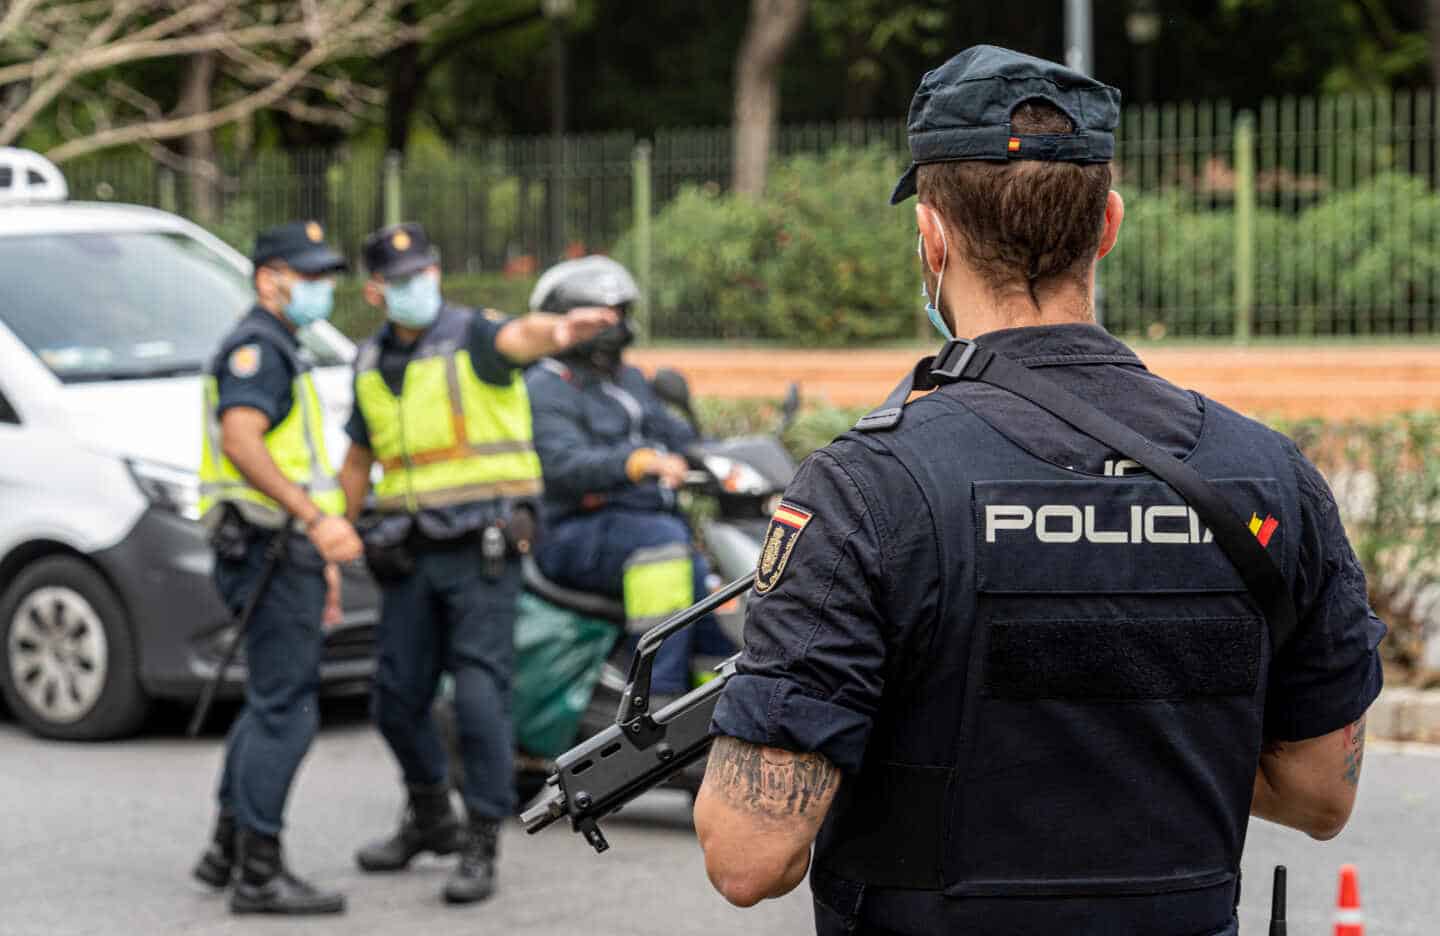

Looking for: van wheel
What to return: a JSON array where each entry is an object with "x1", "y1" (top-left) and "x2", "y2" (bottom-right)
[{"x1": 0, "y1": 557, "x2": 148, "y2": 740}]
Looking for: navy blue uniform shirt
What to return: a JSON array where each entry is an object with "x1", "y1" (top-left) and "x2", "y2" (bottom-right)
[
  {"x1": 712, "y1": 323, "x2": 1386, "y2": 774},
  {"x1": 345, "y1": 303, "x2": 519, "y2": 540},
  {"x1": 524, "y1": 359, "x2": 698, "y2": 522},
  {"x1": 213, "y1": 305, "x2": 300, "y2": 425}
]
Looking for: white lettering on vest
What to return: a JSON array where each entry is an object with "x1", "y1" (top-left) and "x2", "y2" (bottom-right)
[
  {"x1": 984, "y1": 502, "x2": 1217, "y2": 545},
  {"x1": 985, "y1": 505, "x2": 1033, "y2": 543},
  {"x1": 1036, "y1": 505, "x2": 1083, "y2": 543}
]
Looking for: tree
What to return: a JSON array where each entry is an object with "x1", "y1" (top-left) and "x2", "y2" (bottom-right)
[
  {"x1": 0, "y1": 0, "x2": 457, "y2": 164},
  {"x1": 731, "y1": 0, "x2": 808, "y2": 197},
  {"x1": 810, "y1": 0, "x2": 947, "y2": 118}
]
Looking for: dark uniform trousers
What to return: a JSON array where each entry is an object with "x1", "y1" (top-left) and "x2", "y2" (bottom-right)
[
  {"x1": 372, "y1": 541, "x2": 519, "y2": 820},
  {"x1": 535, "y1": 508, "x2": 732, "y2": 695},
  {"x1": 802, "y1": 404, "x2": 1296, "y2": 936},
  {"x1": 214, "y1": 533, "x2": 326, "y2": 837}
]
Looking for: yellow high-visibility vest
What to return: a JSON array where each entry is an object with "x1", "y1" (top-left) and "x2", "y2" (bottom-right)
[
  {"x1": 354, "y1": 306, "x2": 542, "y2": 513},
  {"x1": 199, "y1": 331, "x2": 344, "y2": 529}
]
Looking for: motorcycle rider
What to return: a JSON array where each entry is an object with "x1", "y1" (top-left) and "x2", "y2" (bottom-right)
[{"x1": 524, "y1": 256, "x2": 735, "y2": 700}]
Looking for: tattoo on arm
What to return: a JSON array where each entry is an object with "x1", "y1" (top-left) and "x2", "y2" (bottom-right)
[
  {"x1": 704, "y1": 736, "x2": 840, "y2": 819},
  {"x1": 1342, "y1": 715, "x2": 1366, "y2": 787}
]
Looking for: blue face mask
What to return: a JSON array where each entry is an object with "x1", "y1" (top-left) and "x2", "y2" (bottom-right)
[
  {"x1": 917, "y1": 228, "x2": 952, "y2": 340},
  {"x1": 285, "y1": 278, "x2": 334, "y2": 329},
  {"x1": 385, "y1": 272, "x2": 442, "y2": 329}
]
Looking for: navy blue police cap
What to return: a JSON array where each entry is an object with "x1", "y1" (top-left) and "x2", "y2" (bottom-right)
[
  {"x1": 252, "y1": 220, "x2": 347, "y2": 274},
  {"x1": 362, "y1": 222, "x2": 440, "y2": 280},
  {"x1": 890, "y1": 45, "x2": 1121, "y2": 205}
]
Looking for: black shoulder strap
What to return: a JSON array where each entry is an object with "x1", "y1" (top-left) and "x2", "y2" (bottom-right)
[{"x1": 857, "y1": 339, "x2": 1298, "y2": 653}]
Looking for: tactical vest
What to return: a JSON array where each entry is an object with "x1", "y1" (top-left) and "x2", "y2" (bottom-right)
[
  {"x1": 199, "y1": 328, "x2": 344, "y2": 530},
  {"x1": 810, "y1": 385, "x2": 1300, "y2": 936},
  {"x1": 354, "y1": 305, "x2": 542, "y2": 514}
]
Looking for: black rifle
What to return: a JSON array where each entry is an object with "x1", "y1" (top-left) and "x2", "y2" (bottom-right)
[
  {"x1": 186, "y1": 528, "x2": 289, "y2": 737},
  {"x1": 520, "y1": 573, "x2": 754, "y2": 852}
]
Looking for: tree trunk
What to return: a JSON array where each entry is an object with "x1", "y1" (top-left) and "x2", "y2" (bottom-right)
[
  {"x1": 1431, "y1": 0, "x2": 1440, "y2": 91},
  {"x1": 177, "y1": 50, "x2": 219, "y2": 225},
  {"x1": 731, "y1": 0, "x2": 808, "y2": 197},
  {"x1": 384, "y1": 1, "x2": 423, "y2": 155}
]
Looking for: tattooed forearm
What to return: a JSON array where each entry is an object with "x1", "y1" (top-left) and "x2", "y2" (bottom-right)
[
  {"x1": 1342, "y1": 715, "x2": 1366, "y2": 787},
  {"x1": 704, "y1": 736, "x2": 840, "y2": 820}
]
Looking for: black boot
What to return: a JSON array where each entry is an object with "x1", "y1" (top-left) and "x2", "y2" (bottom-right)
[
  {"x1": 356, "y1": 782, "x2": 463, "y2": 872},
  {"x1": 192, "y1": 811, "x2": 236, "y2": 888},
  {"x1": 443, "y1": 816, "x2": 499, "y2": 905},
  {"x1": 230, "y1": 828, "x2": 346, "y2": 915}
]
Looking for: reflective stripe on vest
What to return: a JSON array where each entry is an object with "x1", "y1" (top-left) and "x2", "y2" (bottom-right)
[
  {"x1": 198, "y1": 367, "x2": 343, "y2": 530},
  {"x1": 620, "y1": 542, "x2": 694, "y2": 635},
  {"x1": 355, "y1": 310, "x2": 542, "y2": 514}
]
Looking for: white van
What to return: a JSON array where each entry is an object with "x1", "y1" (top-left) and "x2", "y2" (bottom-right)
[{"x1": 0, "y1": 149, "x2": 377, "y2": 740}]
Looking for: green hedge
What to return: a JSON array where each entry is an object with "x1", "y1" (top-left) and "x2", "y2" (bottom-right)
[
  {"x1": 618, "y1": 147, "x2": 918, "y2": 344},
  {"x1": 623, "y1": 148, "x2": 1440, "y2": 342}
]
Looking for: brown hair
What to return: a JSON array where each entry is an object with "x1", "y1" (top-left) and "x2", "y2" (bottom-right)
[{"x1": 916, "y1": 100, "x2": 1111, "y2": 296}]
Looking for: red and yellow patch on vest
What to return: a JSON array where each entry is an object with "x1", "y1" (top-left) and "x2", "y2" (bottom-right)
[
  {"x1": 755, "y1": 502, "x2": 813, "y2": 594},
  {"x1": 1248, "y1": 512, "x2": 1279, "y2": 547}
]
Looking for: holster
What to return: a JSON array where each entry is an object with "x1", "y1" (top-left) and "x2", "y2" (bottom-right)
[
  {"x1": 364, "y1": 537, "x2": 416, "y2": 583},
  {"x1": 208, "y1": 506, "x2": 253, "y2": 562},
  {"x1": 499, "y1": 502, "x2": 539, "y2": 556}
]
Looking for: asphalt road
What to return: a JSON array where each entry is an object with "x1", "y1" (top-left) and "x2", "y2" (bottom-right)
[{"x1": 1, "y1": 705, "x2": 1436, "y2": 936}]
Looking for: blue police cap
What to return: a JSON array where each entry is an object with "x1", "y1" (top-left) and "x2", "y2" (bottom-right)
[
  {"x1": 890, "y1": 45, "x2": 1121, "y2": 205},
  {"x1": 251, "y1": 220, "x2": 347, "y2": 274},
  {"x1": 362, "y1": 222, "x2": 440, "y2": 280}
]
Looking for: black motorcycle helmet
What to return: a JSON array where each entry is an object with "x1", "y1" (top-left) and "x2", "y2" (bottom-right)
[{"x1": 530, "y1": 256, "x2": 641, "y2": 372}]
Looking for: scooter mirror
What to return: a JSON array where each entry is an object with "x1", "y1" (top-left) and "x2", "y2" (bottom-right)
[
  {"x1": 779, "y1": 383, "x2": 801, "y2": 433},
  {"x1": 653, "y1": 367, "x2": 701, "y2": 433},
  {"x1": 651, "y1": 368, "x2": 692, "y2": 408}
]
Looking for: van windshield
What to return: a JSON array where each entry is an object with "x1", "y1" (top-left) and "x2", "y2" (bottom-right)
[{"x1": 0, "y1": 230, "x2": 343, "y2": 383}]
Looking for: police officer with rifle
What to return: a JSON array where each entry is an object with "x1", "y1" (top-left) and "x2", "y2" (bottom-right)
[{"x1": 525, "y1": 47, "x2": 1385, "y2": 936}]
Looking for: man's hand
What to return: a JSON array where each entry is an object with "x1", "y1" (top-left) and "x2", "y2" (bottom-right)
[
  {"x1": 553, "y1": 306, "x2": 620, "y2": 349},
  {"x1": 693, "y1": 737, "x2": 841, "y2": 908},
  {"x1": 322, "y1": 563, "x2": 343, "y2": 630},
  {"x1": 652, "y1": 453, "x2": 690, "y2": 489},
  {"x1": 496, "y1": 307, "x2": 620, "y2": 364},
  {"x1": 308, "y1": 515, "x2": 363, "y2": 564}
]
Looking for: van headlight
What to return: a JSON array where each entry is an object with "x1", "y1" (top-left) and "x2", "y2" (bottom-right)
[{"x1": 126, "y1": 458, "x2": 201, "y2": 521}]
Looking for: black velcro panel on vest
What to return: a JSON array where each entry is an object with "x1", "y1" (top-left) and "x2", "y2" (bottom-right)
[{"x1": 984, "y1": 617, "x2": 1261, "y2": 700}]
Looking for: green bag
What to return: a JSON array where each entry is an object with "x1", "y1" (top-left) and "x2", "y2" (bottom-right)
[{"x1": 511, "y1": 591, "x2": 619, "y2": 758}]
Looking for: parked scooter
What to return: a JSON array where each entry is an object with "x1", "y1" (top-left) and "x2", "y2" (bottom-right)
[{"x1": 438, "y1": 370, "x2": 802, "y2": 805}]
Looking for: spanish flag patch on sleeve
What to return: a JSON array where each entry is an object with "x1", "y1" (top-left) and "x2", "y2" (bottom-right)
[{"x1": 755, "y1": 501, "x2": 813, "y2": 594}]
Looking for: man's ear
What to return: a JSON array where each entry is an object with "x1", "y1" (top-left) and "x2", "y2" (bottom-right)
[
  {"x1": 914, "y1": 202, "x2": 947, "y2": 274},
  {"x1": 1096, "y1": 190, "x2": 1124, "y2": 260},
  {"x1": 362, "y1": 276, "x2": 385, "y2": 308}
]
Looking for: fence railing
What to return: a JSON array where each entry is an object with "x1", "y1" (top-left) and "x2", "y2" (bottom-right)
[{"x1": 56, "y1": 90, "x2": 1440, "y2": 342}]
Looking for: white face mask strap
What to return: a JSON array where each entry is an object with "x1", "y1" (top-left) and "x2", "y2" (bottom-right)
[{"x1": 920, "y1": 208, "x2": 949, "y2": 314}]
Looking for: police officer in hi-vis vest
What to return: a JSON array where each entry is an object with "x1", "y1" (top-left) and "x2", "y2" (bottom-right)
[
  {"x1": 693, "y1": 47, "x2": 1384, "y2": 936},
  {"x1": 192, "y1": 221, "x2": 363, "y2": 916},
  {"x1": 340, "y1": 223, "x2": 615, "y2": 905}
]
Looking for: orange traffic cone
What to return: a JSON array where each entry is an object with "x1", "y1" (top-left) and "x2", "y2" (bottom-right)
[{"x1": 1334, "y1": 864, "x2": 1364, "y2": 936}]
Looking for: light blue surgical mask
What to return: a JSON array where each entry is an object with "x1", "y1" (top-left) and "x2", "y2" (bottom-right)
[
  {"x1": 385, "y1": 271, "x2": 442, "y2": 329},
  {"x1": 285, "y1": 278, "x2": 334, "y2": 328},
  {"x1": 917, "y1": 223, "x2": 952, "y2": 340}
]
